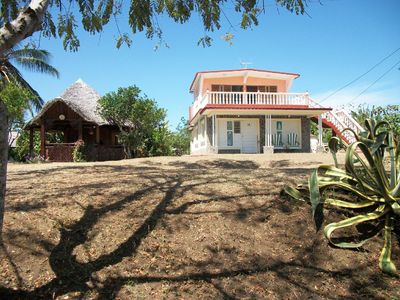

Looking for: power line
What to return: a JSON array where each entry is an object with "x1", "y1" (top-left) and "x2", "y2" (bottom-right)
[
  {"x1": 319, "y1": 46, "x2": 400, "y2": 103},
  {"x1": 348, "y1": 59, "x2": 400, "y2": 104}
]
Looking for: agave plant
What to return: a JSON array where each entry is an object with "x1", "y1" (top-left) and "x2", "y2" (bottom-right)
[{"x1": 284, "y1": 119, "x2": 399, "y2": 275}]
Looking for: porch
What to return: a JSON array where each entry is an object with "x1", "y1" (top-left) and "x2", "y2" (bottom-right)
[
  {"x1": 190, "y1": 113, "x2": 317, "y2": 154},
  {"x1": 27, "y1": 117, "x2": 124, "y2": 162}
]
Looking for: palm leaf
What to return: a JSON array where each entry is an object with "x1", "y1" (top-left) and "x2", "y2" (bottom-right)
[
  {"x1": 12, "y1": 56, "x2": 59, "y2": 78},
  {"x1": 2, "y1": 62, "x2": 44, "y2": 111},
  {"x1": 7, "y1": 48, "x2": 52, "y2": 62}
]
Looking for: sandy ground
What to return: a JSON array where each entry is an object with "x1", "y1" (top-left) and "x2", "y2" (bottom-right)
[{"x1": 1, "y1": 153, "x2": 398, "y2": 299}]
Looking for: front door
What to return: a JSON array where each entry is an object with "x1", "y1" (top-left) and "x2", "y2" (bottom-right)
[{"x1": 241, "y1": 120, "x2": 258, "y2": 153}]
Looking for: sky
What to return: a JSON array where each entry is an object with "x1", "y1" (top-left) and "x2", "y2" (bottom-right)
[{"x1": 20, "y1": 0, "x2": 400, "y2": 129}]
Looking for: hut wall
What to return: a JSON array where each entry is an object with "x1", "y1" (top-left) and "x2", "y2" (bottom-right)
[{"x1": 43, "y1": 101, "x2": 81, "y2": 120}]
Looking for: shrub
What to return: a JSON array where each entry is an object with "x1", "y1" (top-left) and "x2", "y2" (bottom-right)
[{"x1": 72, "y1": 140, "x2": 86, "y2": 162}]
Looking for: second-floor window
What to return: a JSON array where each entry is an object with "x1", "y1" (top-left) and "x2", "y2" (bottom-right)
[
  {"x1": 211, "y1": 85, "x2": 243, "y2": 92},
  {"x1": 248, "y1": 86, "x2": 278, "y2": 93}
]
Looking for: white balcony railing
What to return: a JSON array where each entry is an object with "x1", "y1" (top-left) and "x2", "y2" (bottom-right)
[
  {"x1": 190, "y1": 91, "x2": 310, "y2": 120},
  {"x1": 208, "y1": 91, "x2": 309, "y2": 105}
]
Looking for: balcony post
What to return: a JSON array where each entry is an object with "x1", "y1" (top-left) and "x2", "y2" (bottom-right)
[{"x1": 305, "y1": 91, "x2": 310, "y2": 106}]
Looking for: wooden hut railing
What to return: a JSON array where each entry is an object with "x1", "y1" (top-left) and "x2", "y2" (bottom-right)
[{"x1": 45, "y1": 143, "x2": 124, "y2": 162}]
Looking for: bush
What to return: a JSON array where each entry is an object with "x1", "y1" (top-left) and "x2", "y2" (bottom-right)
[{"x1": 72, "y1": 140, "x2": 87, "y2": 162}]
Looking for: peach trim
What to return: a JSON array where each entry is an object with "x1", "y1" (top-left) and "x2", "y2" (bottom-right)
[{"x1": 189, "y1": 68, "x2": 300, "y2": 92}]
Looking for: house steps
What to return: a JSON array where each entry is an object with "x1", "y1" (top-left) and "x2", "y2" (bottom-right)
[{"x1": 309, "y1": 98, "x2": 364, "y2": 144}]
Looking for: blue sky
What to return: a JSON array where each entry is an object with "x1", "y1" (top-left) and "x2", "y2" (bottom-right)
[{"x1": 21, "y1": 0, "x2": 400, "y2": 129}]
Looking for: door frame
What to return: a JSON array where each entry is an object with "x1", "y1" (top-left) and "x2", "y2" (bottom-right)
[{"x1": 217, "y1": 118, "x2": 260, "y2": 153}]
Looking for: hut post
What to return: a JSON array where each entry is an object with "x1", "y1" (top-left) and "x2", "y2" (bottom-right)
[
  {"x1": 29, "y1": 127, "x2": 34, "y2": 157},
  {"x1": 40, "y1": 123, "x2": 45, "y2": 158},
  {"x1": 78, "y1": 120, "x2": 83, "y2": 141},
  {"x1": 95, "y1": 125, "x2": 100, "y2": 144}
]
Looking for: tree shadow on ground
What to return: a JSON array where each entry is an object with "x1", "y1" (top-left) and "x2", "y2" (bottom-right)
[
  {"x1": 1, "y1": 159, "x2": 396, "y2": 299},
  {"x1": 168, "y1": 159, "x2": 260, "y2": 170}
]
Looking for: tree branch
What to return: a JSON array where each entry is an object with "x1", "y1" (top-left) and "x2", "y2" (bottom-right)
[{"x1": 0, "y1": 0, "x2": 50, "y2": 56}]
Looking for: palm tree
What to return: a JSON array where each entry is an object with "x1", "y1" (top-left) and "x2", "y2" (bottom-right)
[
  {"x1": 0, "y1": 48, "x2": 59, "y2": 112},
  {"x1": 0, "y1": 47, "x2": 59, "y2": 236}
]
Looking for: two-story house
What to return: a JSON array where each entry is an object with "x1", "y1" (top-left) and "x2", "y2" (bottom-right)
[{"x1": 188, "y1": 68, "x2": 362, "y2": 154}]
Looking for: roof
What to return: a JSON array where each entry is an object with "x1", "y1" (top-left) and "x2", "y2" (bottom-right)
[
  {"x1": 189, "y1": 68, "x2": 301, "y2": 92},
  {"x1": 27, "y1": 79, "x2": 107, "y2": 127}
]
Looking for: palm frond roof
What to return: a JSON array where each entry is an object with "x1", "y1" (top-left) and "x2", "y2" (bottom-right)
[{"x1": 27, "y1": 79, "x2": 107, "y2": 126}]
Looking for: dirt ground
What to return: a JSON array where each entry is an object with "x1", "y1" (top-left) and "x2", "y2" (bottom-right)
[{"x1": 0, "y1": 153, "x2": 399, "y2": 299}]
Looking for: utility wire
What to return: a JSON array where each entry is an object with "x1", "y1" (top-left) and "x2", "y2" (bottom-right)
[
  {"x1": 319, "y1": 46, "x2": 400, "y2": 104},
  {"x1": 348, "y1": 59, "x2": 400, "y2": 104}
]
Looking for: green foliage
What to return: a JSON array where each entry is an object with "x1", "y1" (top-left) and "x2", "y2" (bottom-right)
[
  {"x1": 351, "y1": 104, "x2": 400, "y2": 139},
  {"x1": 310, "y1": 121, "x2": 332, "y2": 143},
  {"x1": 284, "y1": 118, "x2": 400, "y2": 276},
  {"x1": 97, "y1": 85, "x2": 170, "y2": 157},
  {"x1": 0, "y1": 47, "x2": 59, "y2": 113},
  {"x1": 12, "y1": 130, "x2": 40, "y2": 161},
  {"x1": 146, "y1": 125, "x2": 173, "y2": 157},
  {"x1": 171, "y1": 117, "x2": 191, "y2": 155},
  {"x1": 72, "y1": 140, "x2": 87, "y2": 162},
  {"x1": 0, "y1": 0, "x2": 307, "y2": 51},
  {"x1": 0, "y1": 83, "x2": 31, "y2": 122}
]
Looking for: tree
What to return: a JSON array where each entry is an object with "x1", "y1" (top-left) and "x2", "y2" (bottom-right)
[
  {"x1": 351, "y1": 104, "x2": 400, "y2": 139},
  {"x1": 0, "y1": 0, "x2": 308, "y2": 236},
  {"x1": 0, "y1": 83, "x2": 33, "y2": 156},
  {"x1": 97, "y1": 85, "x2": 169, "y2": 158},
  {"x1": 171, "y1": 117, "x2": 191, "y2": 155},
  {"x1": 0, "y1": 47, "x2": 58, "y2": 234}
]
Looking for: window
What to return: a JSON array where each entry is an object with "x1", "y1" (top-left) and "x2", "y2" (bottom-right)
[
  {"x1": 211, "y1": 85, "x2": 233, "y2": 92},
  {"x1": 234, "y1": 121, "x2": 241, "y2": 134},
  {"x1": 269, "y1": 86, "x2": 278, "y2": 93},
  {"x1": 231, "y1": 85, "x2": 243, "y2": 92},
  {"x1": 258, "y1": 86, "x2": 278, "y2": 93},
  {"x1": 227, "y1": 121, "x2": 233, "y2": 146}
]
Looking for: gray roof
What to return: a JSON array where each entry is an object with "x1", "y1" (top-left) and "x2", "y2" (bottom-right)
[{"x1": 27, "y1": 79, "x2": 107, "y2": 126}]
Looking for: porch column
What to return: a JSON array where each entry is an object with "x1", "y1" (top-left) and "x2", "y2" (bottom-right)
[
  {"x1": 40, "y1": 123, "x2": 45, "y2": 158},
  {"x1": 316, "y1": 116, "x2": 324, "y2": 153},
  {"x1": 263, "y1": 114, "x2": 274, "y2": 154},
  {"x1": 215, "y1": 114, "x2": 218, "y2": 153},
  {"x1": 318, "y1": 116, "x2": 323, "y2": 146},
  {"x1": 29, "y1": 127, "x2": 34, "y2": 157},
  {"x1": 211, "y1": 114, "x2": 214, "y2": 147},
  {"x1": 78, "y1": 120, "x2": 83, "y2": 141}
]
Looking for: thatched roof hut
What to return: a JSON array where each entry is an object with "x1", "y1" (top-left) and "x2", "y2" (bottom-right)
[
  {"x1": 27, "y1": 79, "x2": 107, "y2": 127},
  {"x1": 26, "y1": 79, "x2": 124, "y2": 162}
]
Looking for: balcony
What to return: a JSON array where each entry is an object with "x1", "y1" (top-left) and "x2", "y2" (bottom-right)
[{"x1": 189, "y1": 91, "x2": 311, "y2": 121}]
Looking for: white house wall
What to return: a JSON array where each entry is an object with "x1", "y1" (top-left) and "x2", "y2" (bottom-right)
[
  {"x1": 271, "y1": 118, "x2": 302, "y2": 149},
  {"x1": 190, "y1": 116, "x2": 208, "y2": 154}
]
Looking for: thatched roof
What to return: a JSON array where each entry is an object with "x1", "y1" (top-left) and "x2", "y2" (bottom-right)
[{"x1": 27, "y1": 79, "x2": 107, "y2": 126}]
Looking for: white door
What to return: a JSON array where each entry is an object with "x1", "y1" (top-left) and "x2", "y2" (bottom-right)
[{"x1": 241, "y1": 120, "x2": 258, "y2": 153}]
